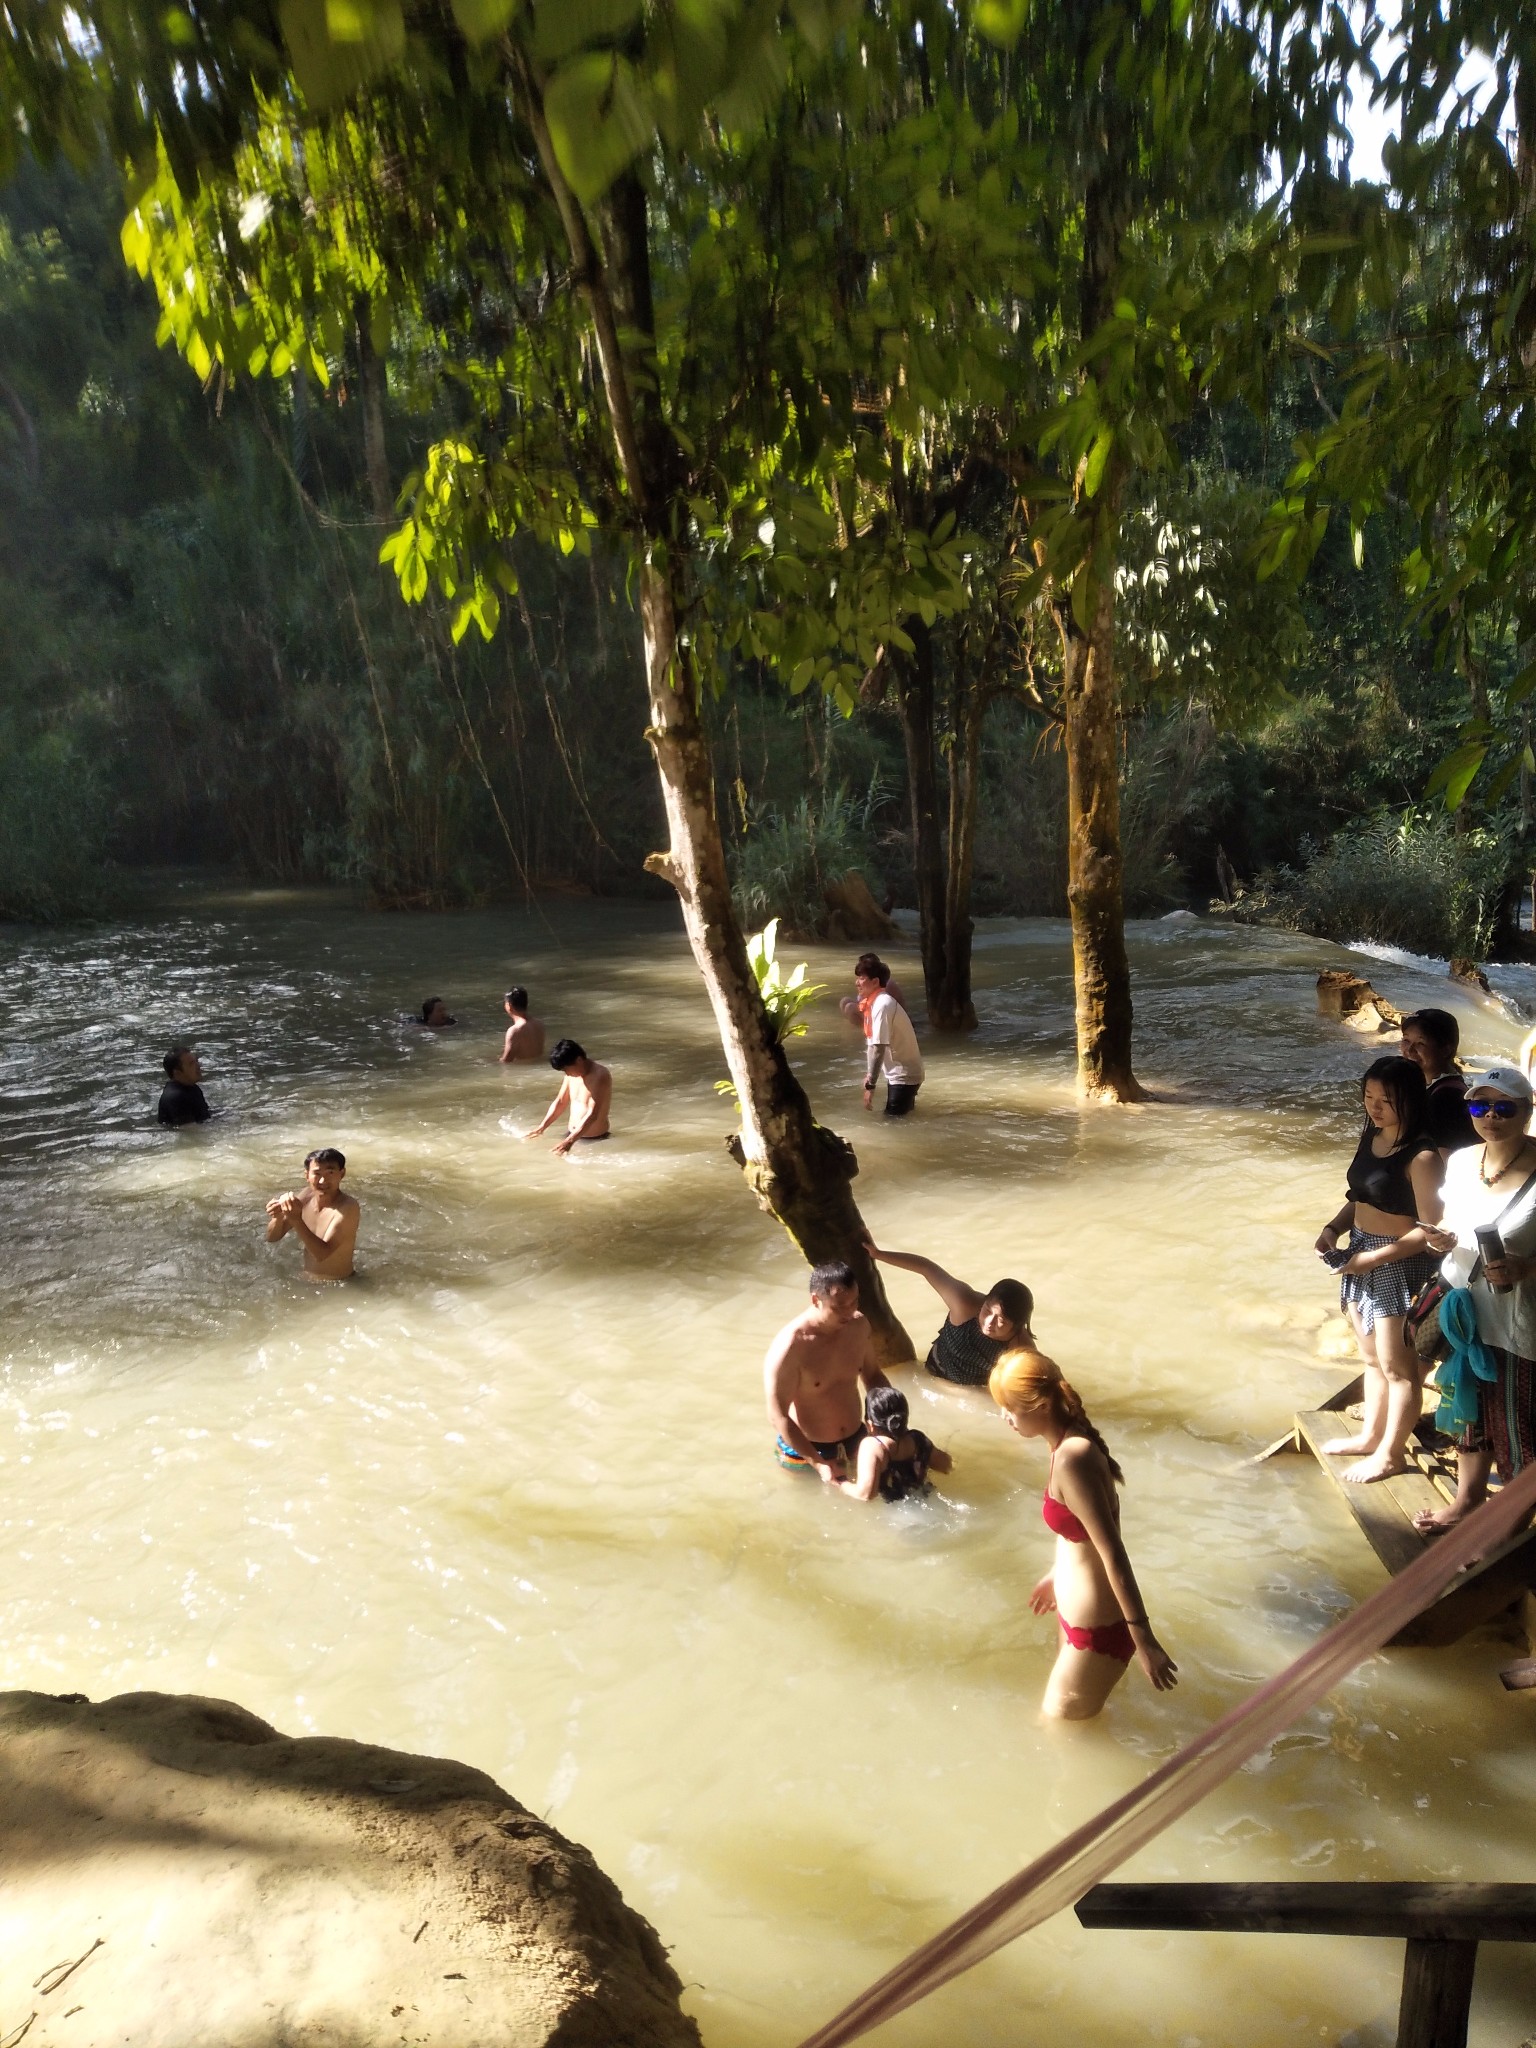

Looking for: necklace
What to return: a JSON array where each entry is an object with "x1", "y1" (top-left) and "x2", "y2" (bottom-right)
[{"x1": 1481, "y1": 1143, "x2": 1534, "y2": 1189}]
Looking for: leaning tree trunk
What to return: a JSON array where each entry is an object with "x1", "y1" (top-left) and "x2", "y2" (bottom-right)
[
  {"x1": 1056, "y1": 515, "x2": 1143, "y2": 1103},
  {"x1": 895, "y1": 617, "x2": 951, "y2": 1027},
  {"x1": 639, "y1": 568, "x2": 912, "y2": 1360},
  {"x1": 520, "y1": 97, "x2": 913, "y2": 1360}
]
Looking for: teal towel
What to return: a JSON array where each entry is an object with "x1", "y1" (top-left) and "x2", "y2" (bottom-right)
[{"x1": 1435, "y1": 1287, "x2": 1499, "y2": 1434}]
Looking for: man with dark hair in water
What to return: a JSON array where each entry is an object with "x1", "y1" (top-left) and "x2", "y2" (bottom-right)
[
  {"x1": 527, "y1": 1039, "x2": 612, "y2": 1155},
  {"x1": 499, "y1": 987, "x2": 546, "y2": 1064},
  {"x1": 763, "y1": 1260, "x2": 890, "y2": 1478},
  {"x1": 419, "y1": 997, "x2": 456, "y2": 1029},
  {"x1": 265, "y1": 1147, "x2": 360, "y2": 1280},
  {"x1": 158, "y1": 1047, "x2": 211, "y2": 1127},
  {"x1": 852, "y1": 956, "x2": 924, "y2": 1116}
]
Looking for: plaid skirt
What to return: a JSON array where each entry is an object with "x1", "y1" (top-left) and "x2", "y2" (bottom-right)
[{"x1": 1339, "y1": 1229, "x2": 1438, "y2": 1333}]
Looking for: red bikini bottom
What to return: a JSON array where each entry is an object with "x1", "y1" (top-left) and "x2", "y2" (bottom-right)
[{"x1": 1058, "y1": 1616, "x2": 1135, "y2": 1663}]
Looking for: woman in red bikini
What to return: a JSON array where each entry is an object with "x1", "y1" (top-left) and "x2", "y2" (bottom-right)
[{"x1": 990, "y1": 1348, "x2": 1177, "y2": 1719}]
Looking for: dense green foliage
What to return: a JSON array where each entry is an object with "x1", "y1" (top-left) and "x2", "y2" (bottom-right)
[
  {"x1": 2, "y1": 0, "x2": 1531, "y2": 980},
  {"x1": 0, "y1": 152, "x2": 665, "y2": 917}
]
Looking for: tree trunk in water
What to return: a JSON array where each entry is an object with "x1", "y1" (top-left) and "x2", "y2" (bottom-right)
[
  {"x1": 896, "y1": 618, "x2": 950, "y2": 1027},
  {"x1": 934, "y1": 683, "x2": 981, "y2": 1032},
  {"x1": 517, "y1": 118, "x2": 913, "y2": 1359},
  {"x1": 639, "y1": 569, "x2": 913, "y2": 1361},
  {"x1": 1057, "y1": 544, "x2": 1144, "y2": 1102}
]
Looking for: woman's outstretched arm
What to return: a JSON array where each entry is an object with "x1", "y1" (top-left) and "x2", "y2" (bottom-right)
[{"x1": 864, "y1": 1243, "x2": 985, "y2": 1323}]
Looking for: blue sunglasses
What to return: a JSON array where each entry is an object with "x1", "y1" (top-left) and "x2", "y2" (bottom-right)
[{"x1": 1468, "y1": 1099, "x2": 1526, "y2": 1119}]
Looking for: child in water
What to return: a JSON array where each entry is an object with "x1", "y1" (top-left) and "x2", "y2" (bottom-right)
[{"x1": 834, "y1": 1386, "x2": 952, "y2": 1502}]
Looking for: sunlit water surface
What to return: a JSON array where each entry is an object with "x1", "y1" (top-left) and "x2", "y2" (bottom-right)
[{"x1": 2, "y1": 886, "x2": 1534, "y2": 2047}]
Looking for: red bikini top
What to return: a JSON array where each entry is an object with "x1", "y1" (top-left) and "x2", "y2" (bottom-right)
[{"x1": 1042, "y1": 1449, "x2": 1089, "y2": 1543}]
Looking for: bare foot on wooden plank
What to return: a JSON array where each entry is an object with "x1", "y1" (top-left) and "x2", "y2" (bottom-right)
[{"x1": 1343, "y1": 1454, "x2": 1409, "y2": 1483}]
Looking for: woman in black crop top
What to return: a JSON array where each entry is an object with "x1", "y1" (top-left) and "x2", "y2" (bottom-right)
[{"x1": 1314, "y1": 1055, "x2": 1445, "y2": 1483}]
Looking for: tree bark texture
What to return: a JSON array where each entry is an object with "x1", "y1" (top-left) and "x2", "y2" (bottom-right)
[
  {"x1": 1056, "y1": 536, "x2": 1143, "y2": 1102},
  {"x1": 1054, "y1": 156, "x2": 1143, "y2": 1102},
  {"x1": 518, "y1": 103, "x2": 913, "y2": 1359},
  {"x1": 937, "y1": 681, "x2": 982, "y2": 1033},
  {"x1": 637, "y1": 570, "x2": 911, "y2": 1359},
  {"x1": 895, "y1": 619, "x2": 946, "y2": 1024}
]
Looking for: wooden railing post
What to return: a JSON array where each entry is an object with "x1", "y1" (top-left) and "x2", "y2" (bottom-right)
[{"x1": 1396, "y1": 1938, "x2": 1478, "y2": 2048}]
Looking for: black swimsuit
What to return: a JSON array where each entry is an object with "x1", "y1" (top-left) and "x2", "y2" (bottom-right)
[
  {"x1": 925, "y1": 1317, "x2": 1005, "y2": 1387},
  {"x1": 878, "y1": 1429, "x2": 936, "y2": 1502},
  {"x1": 1346, "y1": 1125, "x2": 1435, "y2": 1216}
]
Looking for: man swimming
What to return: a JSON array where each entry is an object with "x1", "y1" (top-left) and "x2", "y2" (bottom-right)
[
  {"x1": 763, "y1": 1260, "x2": 891, "y2": 1478},
  {"x1": 418, "y1": 997, "x2": 457, "y2": 1028},
  {"x1": 157, "y1": 1046, "x2": 211, "y2": 1127},
  {"x1": 499, "y1": 987, "x2": 546, "y2": 1064},
  {"x1": 264, "y1": 1148, "x2": 360, "y2": 1281},
  {"x1": 527, "y1": 1038, "x2": 612, "y2": 1155}
]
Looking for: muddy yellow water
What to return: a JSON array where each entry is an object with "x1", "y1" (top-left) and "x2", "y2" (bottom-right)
[{"x1": 1, "y1": 891, "x2": 1533, "y2": 2046}]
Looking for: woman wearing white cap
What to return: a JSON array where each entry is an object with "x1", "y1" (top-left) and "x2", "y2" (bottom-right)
[
  {"x1": 1315, "y1": 1055, "x2": 1445, "y2": 1483},
  {"x1": 1416, "y1": 1065, "x2": 1536, "y2": 1531}
]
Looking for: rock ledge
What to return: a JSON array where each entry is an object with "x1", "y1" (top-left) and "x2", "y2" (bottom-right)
[{"x1": 0, "y1": 1689, "x2": 701, "y2": 2048}]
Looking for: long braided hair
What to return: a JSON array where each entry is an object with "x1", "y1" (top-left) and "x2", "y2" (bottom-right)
[{"x1": 988, "y1": 1348, "x2": 1124, "y2": 1486}]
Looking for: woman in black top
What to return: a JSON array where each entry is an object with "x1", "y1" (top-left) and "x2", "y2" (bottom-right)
[
  {"x1": 1399, "y1": 1008, "x2": 1476, "y2": 1154},
  {"x1": 1314, "y1": 1055, "x2": 1445, "y2": 1483},
  {"x1": 865, "y1": 1241, "x2": 1032, "y2": 1386}
]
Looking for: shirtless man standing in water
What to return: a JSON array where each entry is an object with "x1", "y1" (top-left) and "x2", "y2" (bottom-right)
[
  {"x1": 764, "y1": 1261, "x2": 891, "y2": 1478},
  {"x1": 498, "y1": 987, "x2": 546, "y2": 1064},
  {"x1": 265, "y1": 1148, "x2": 360, "y2": 1281},
  {"x1": 527, "y1": 1039, "x2": 612, "y2": 1156}
]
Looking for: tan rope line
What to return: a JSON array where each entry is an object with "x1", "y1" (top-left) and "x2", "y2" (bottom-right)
[{"x1": 796, "y1": 1460, "x2": 1536, "y2": 2048}]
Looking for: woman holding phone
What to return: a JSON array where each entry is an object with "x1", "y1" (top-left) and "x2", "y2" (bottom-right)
[
  {"x1": 1415, "y1": 1066, "x2": 1536, "y2": 1531},
  {"x1": 1314, "y1": 1055, "x2": 1444, "y2": 1483}
]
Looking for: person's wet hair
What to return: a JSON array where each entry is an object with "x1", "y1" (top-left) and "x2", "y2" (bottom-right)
[
  {"x1": 506, "y1": 987, "x2": 529, "y2": 1010},
  {"x1": 809, "y1": 1259, "x2": 857, "y2": 1297},
  {"x1": 990, "y1": 1348, "x2": 1124, "y2": 1484},
  {"x1": 420, "y1": 997, "x2": 442, "y2": 1024},
  {"x1": 1360, "y1": 1054, "x2": 1428, "y2": 1140},
  {"x1": 1401, "y1": 1007, "x2": 1460, "y2": 1060},
  {"x1": 549, "y1": 1038, "x2": 586, "y2": 1069},
  {"x1": 983, "y1": 1278, "x2": 1033, "y2": 1332},
  {"x1": 163, "y1": 1046, "x2": 193, "y2": 1078},
  {"x1": 305, "y1": 1147, "x2": 346, "y2": 1171},
  {"x1": 865, "y1": 1385, "x2": 910, "y2": 1438},
  {"x1": 853, "y1": 952, "x2": 890, "y2": 985}
]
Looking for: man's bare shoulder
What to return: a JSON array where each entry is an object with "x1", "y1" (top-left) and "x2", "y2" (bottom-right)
[{"x1": 765, "y1": 1307, "x2": 816, "y2": 1354}]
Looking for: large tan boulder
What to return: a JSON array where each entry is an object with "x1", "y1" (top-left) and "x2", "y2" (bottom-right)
[
  {"x1": 819, "y1": 870, "x2": 897, "y2": 942},
  {"x1": 0, "y1": 1691, "x2": 701, "y2": 2048},
  {"x1": 1316, "y1": 968, "x2": 1402, "y2": 1033}
]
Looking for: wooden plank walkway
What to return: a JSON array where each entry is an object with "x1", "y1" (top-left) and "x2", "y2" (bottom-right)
[{"x1": 1262, "y1": 1377, "x2": 1536, "y2": 1649}]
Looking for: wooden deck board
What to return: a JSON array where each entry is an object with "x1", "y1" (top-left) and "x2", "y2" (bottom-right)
[
  {"x1": 1391, "y1": 1524, "x2": 1536, "y2": 1647},
  {"x1": 1277, "y1": 1380, "x2": 1536, "y2": 1648},
  {"x1": 1294, "y1": 1408, "x2": 1438, "y2": 1576},
  {"x1": 1076, "y1": 1880, "x2": 1536, "y2": 1941}
]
